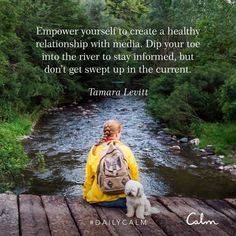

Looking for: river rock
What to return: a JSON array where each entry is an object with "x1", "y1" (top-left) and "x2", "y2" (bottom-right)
[
  {"x1": 169, "y1": 145, "x2": 181, "y2": 151},
  {"x1": 204, "y1": 147, "x2": 215, "y2": 155},
  {"x1": 218, "y1": 166, "x2": 224, "y2": 170},
  {"x1": 189, "y1": 164, "x2": 197, "y2": 169},
  {"x1": 18, "y1": 135, "x2": 33, "y2": 141},
  {"x1": 180, "y1": 137, "x2": 188, "y2": 143},
  {"x1": 215, "y1": 159, "x2": 224, "y2": 165},
  {"x1": 171, "y1": 135, "x2": 177, "y2": 141},
  {"x1": 46, "y1": 151, "x2": 58, "y2": 157},
  {"x1": 211, "y1": 155, "x2": 218, "y2": 160},
  {"x1": 189, "y1": 138, "x2": 200, "y2": 145},
  {"x1": 158, "y1": 131, "x2": 165, "y2": 135},
  {"x1": 224, "y1": 165, "x2": 233, "y2": 171},
  {"x1": 219, "y1": 155, "x2": 225, "y2": 159},
  {"x1": 163, "y1": 136, "x2": 173, "y2": 142},
  {"x1": 193, "y1": 147, "x2": 200, "y2": 152},
  {"x1": 201, "y1": 156, "x2": 207, "y2": 160}
]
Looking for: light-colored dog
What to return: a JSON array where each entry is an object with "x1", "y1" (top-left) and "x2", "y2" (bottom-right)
[{"x1": 125, "y1": 180, "x2": 159, "y2": 219}]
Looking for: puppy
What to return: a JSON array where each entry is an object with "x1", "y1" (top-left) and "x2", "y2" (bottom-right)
[{"x1": 125, "y1": 180, "x2": 159, "y2": 219}]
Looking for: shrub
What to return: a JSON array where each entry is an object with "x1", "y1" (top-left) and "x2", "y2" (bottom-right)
[{"x1": 220, "y1": 73, "x2": 236, "y2": 120}]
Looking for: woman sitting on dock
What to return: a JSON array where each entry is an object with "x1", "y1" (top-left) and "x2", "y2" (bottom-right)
[{"x1": 83, "y1": 119, "x2": 139, "y2": 207}]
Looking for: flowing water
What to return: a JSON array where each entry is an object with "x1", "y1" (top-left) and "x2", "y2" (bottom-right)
[{"x1": 17, "y1": 97, "x2": 236, "y2": 198}]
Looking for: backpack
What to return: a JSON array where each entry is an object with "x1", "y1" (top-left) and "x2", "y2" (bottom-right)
[{"x1": 97, "y1": 141, "x2": 131, "y2": 195}]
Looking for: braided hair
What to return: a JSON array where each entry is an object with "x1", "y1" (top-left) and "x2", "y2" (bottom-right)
[{"x1": 95, "y1": 120, "x2": 122, "y2": 146}]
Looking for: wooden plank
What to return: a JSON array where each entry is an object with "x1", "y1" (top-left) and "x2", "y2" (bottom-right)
[
  {"x1": 19, "y1": 194, "x2": 51, "y2": 236},
  {"x1": 205, "y1": 199, "x2": 236, "y2": 222},
  {"x1": 133, "y1": 215, "x2": 167, "y2": 236},
  {"x1": 121, "y1": 206, "x2": 167, "y2": 236},
  {"x1": 225, "y1": 198, "x2": 236, "y2": 208},
  {"x1": 66, "y1": 196, "x2": 111, "y2": 236},
  {"x1": 95, "y1": 205, "x2": 141, "y2": 236},
  {"x1": 182, "y1": 197, "x2": 236, "y2": 236},
  {"x1": 149, "y1": 198, "x2": 198, "y2": 236},
  {"x1": 41, "y1": 195, "x2": 80, "y2": 236},
  {"x1": 0, "y1": 194, "x2": 19, "y2": 236},
  {"x1": 158, "y1": 197, "x2": 227, "y2": 236}
]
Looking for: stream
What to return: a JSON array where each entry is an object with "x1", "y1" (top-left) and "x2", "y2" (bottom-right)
[{"x1": 17, "y1": 97, "x2": 236, "y2": 198}]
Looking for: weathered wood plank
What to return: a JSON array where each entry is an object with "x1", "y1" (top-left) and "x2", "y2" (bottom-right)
[
  {"x1": 41, "y1": 195, "x2": 80, "y2": 236},
  {"x1": 121, "y1": 206, "x2": 167, "y2": 236},
  {"x1": 133, "y1": 215, "x2": 167, "y2": 236},
  {"x1": 66, "y1": 196, "x2": 111, "y2": 236},
  {"x1": 95, "y1": 206, "x2": 141, "y2": 236},
  {"x1": 0, "y1": 194, "x2": 19, "y2": 236},
  {"x1": 19, "y1": 194, "x2": 51, "y2": 236},
  {"x1": 205, "y1": 199, "x2": 236, "y2": 222},
  {"x1": 158, "y1": 197, "x2": 227, "y2": 236},
  {"x1": 225, "y1": 198, "x2": 236, "y2": 208},
  {"x1": 182, "y1": 197, "x2": 236, "y2": 236},
  {"x1": 149, "y1": 198, "x2": 198, "y2": 236}
]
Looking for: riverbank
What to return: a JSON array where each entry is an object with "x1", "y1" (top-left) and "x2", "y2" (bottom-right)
[
  {"x1": 0, "y1": 115, "x2": 32, "y2": 191},
  {"x1": 162, "y1": 121, "x2": 236, "y2": 175},
  {"x1": 194, "y1": 122, "x2": 236, "y2": 165}
]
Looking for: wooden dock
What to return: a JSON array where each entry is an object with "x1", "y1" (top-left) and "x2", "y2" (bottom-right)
[{"x1": 0, "y1": 194, "x2": 236, "y2": 236}]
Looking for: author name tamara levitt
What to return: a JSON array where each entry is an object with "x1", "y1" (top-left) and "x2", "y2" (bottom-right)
[{"x1": 88, "y1": 88, "x2": 148, "y2": 96}]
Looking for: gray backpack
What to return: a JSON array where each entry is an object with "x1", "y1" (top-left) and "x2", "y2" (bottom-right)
[{"x1": 97, "y1": 142, "x2": 131, "y2": 195}]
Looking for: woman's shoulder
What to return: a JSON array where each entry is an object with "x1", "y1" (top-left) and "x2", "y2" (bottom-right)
[
  {"x1": 116, "y1": 141, "x2": 133, "y2": 154},
  {"x1": 89, "y1": 144, "x2": 104, "y2": 156},
  {"x1": 90, "y1": 141, "x2": 133, "y2": 154}
]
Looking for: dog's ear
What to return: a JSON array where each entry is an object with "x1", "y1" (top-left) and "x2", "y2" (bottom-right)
[
  {"x1": 136, "y1": 187, "x2": 142, "y2": 197},
  {"x1": 136, "y1": 185, "x2": 144, "y2": 197}
]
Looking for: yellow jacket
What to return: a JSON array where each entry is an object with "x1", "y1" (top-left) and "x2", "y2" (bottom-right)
[{"x1": 83, "y1": 140, "x2": 139, "y2": 203}]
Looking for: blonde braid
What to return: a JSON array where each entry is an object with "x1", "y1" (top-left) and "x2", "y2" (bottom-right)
[
  {"x1": 95, "y1": 124, "x2": 111, "y2": 146},
  {"x1": 95, "y1": 120, "x2": 122, "y2": 146}
]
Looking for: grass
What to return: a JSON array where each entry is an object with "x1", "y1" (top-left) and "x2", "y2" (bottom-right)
[
  {"x1": 0, "y1": 115, "x2": 32, "y2": 191},
  {"x1": 223, "y1": 157, "x2": 236, "y2": 165},
  {"x1": 194, "y1": 122, "x2": 236, "y2": 164}
]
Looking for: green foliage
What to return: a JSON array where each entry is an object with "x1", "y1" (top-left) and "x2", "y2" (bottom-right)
[
  {"x1": 0, "y1": 116, "x2": 31, "y2": 180},
  {"x1": 35, "y1": 152, "x2": 46, "y2": 171},
  {"x1": 105, "y1": 0, "x2": 148, "y2": 26},
  {"x1": 0, "y1": 0, "x2": 94, "y2": 122},
  {"x1": 220, "y1": 73, "x2": 236, "y2": 120},
  {"x1": 0, "y1": 0, "x2": 95, "y2": 182},
  {"x1": 194, "y1": 122, "x2": 236, "y2": 155},
  {"x1": 147, "y1": 79, "x2": 200, "y2": 134},
  {"x1": 146, "y1": 0, "x2": 236, "y2": 133},
  {"x1": 223, "y1": 157, "x2": 236, "y2": 165}
]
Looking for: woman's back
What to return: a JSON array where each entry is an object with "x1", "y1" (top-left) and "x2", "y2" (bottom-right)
[{"x1": 83, "y1": 121, "x2": 139, "y2": 204}]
